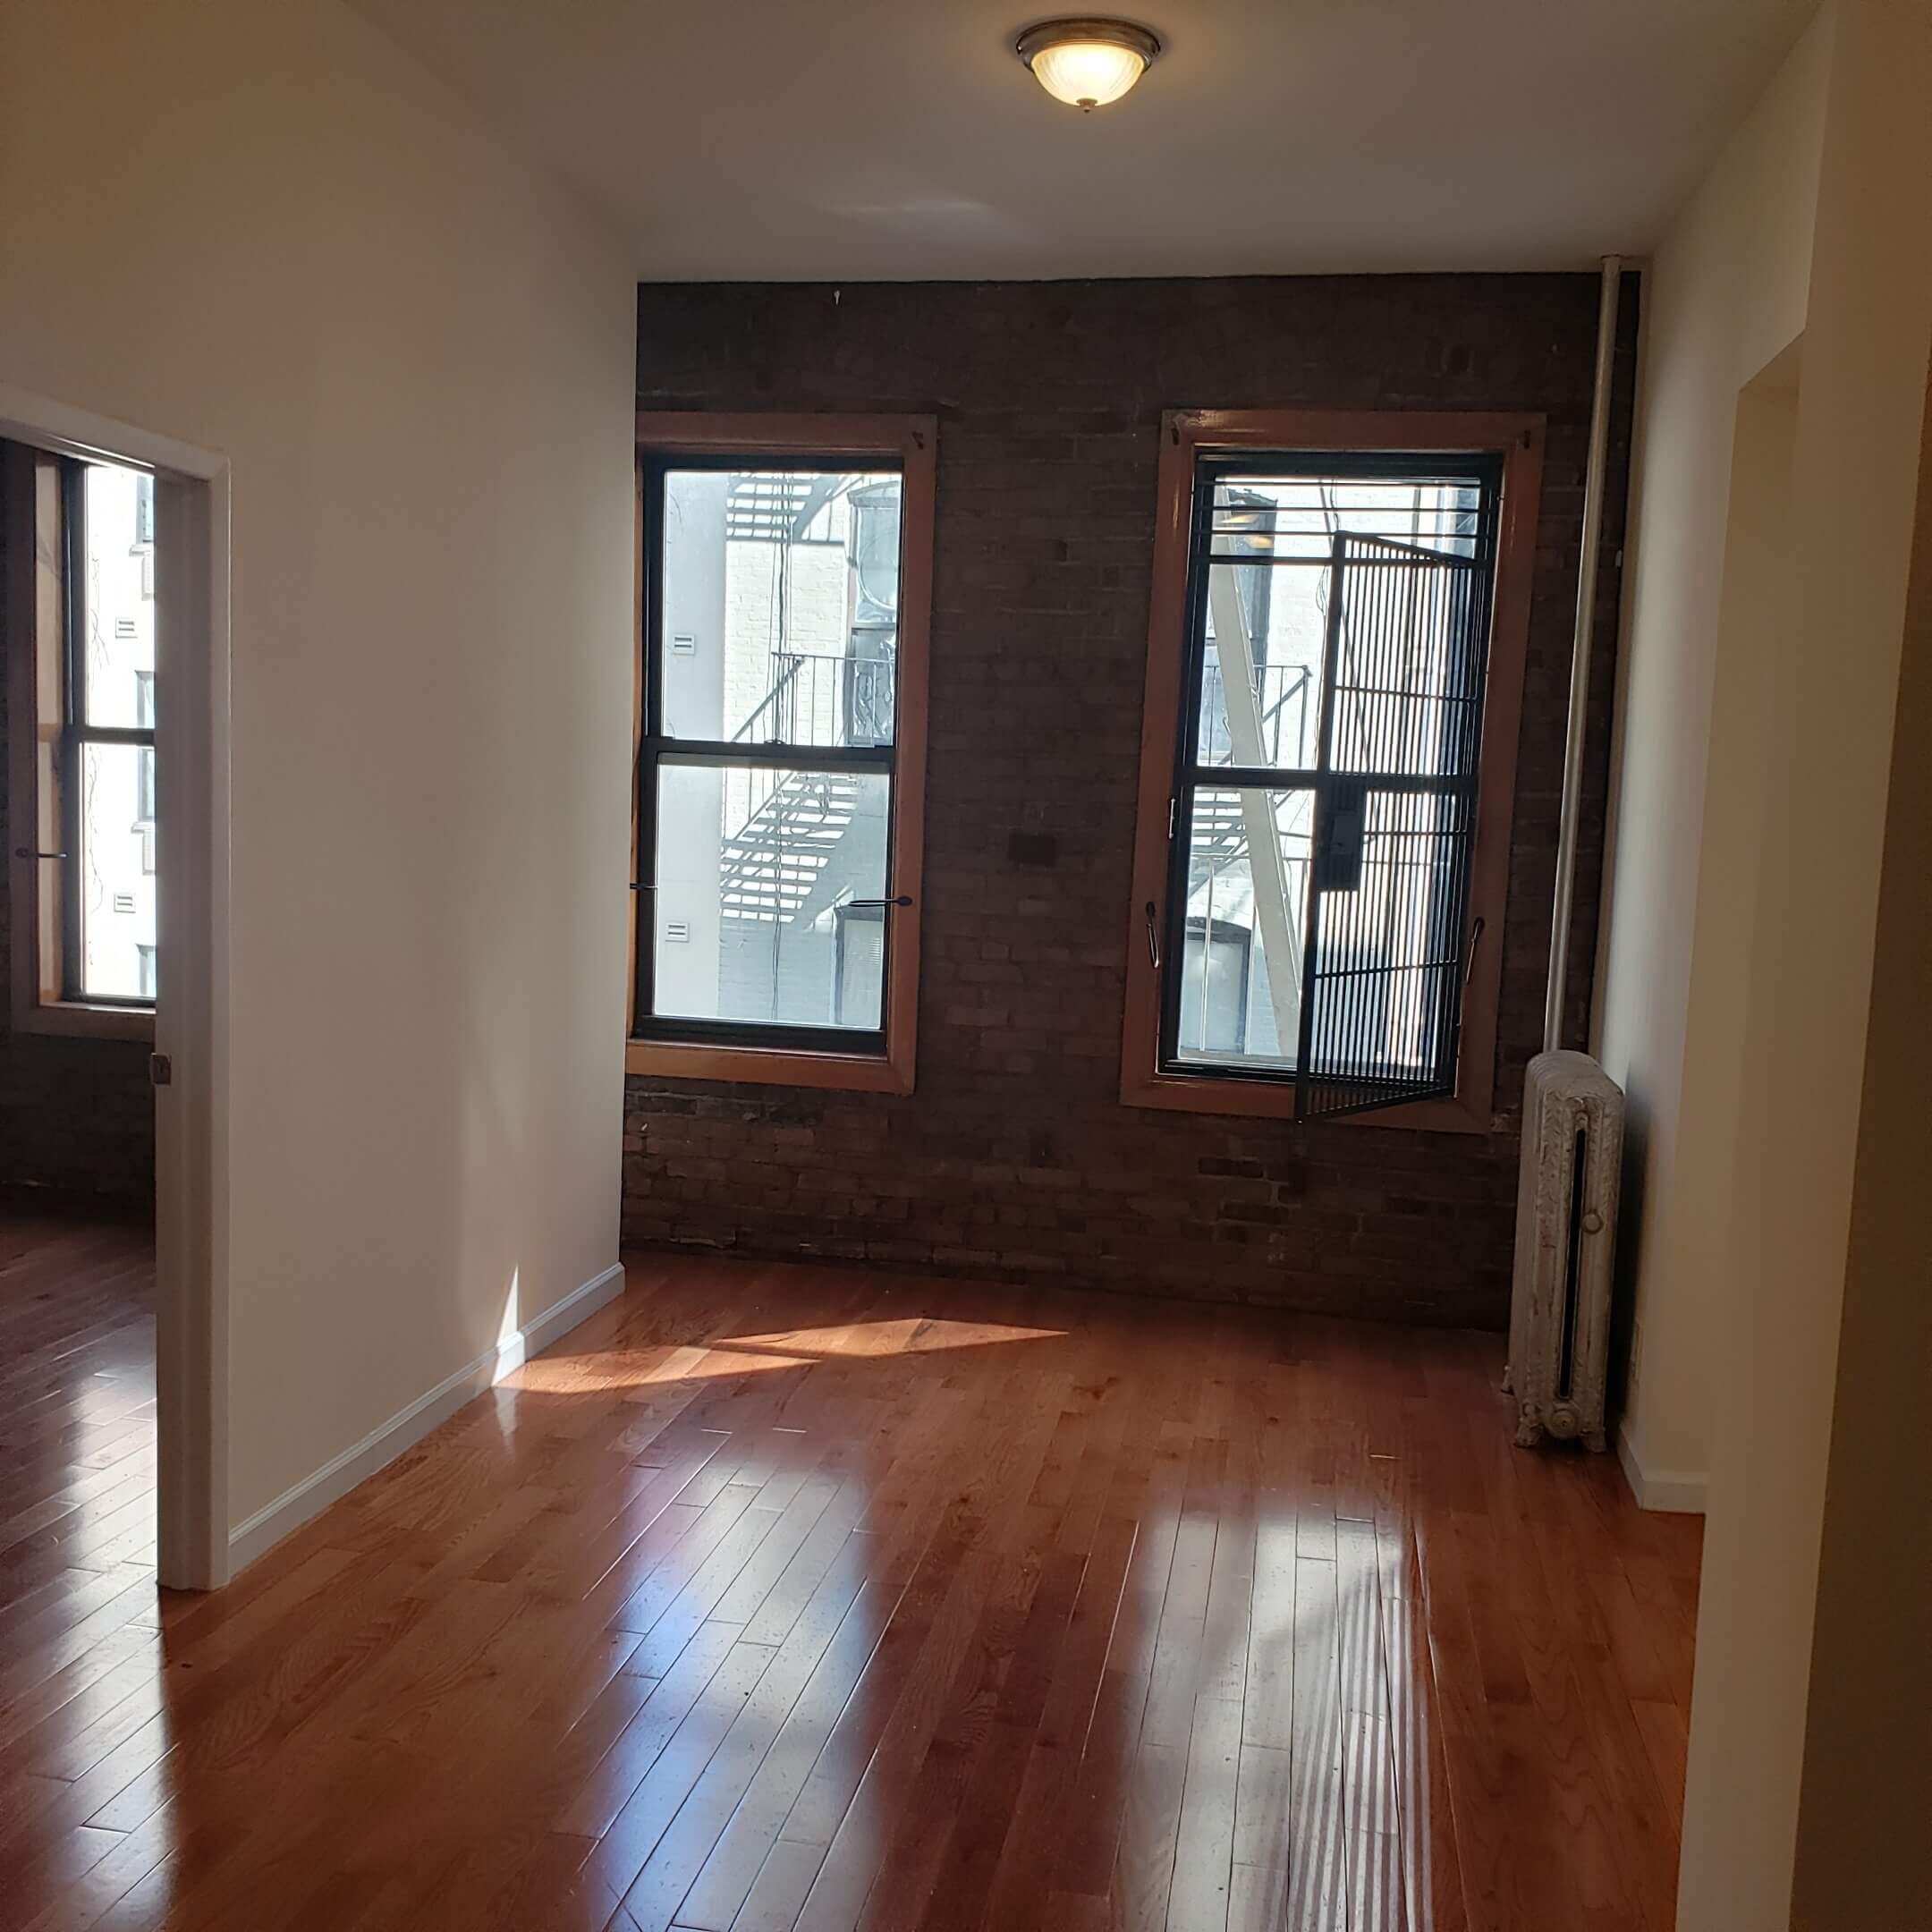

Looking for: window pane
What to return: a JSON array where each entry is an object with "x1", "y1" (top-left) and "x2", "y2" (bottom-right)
[
  {"x1": 1193, "y1": 472, "x2": 1485, "y2": 773},
  {"x1": 80, "y1": 462, "x2": 157, "y2": 728},
  {"x1": 76, "y1": 741, "x2": 157, "y2": 1000},
  {"x1": 1178, "y1": 919, "x2": 1250, "y2": 1056},
  {"x1": 1195, "y1": 557, "x2": 1324, "y2": 770},
  {"x1": 659, "y1": 468, "x2": 900, "y2": 749},
  {"x1": 1206, "y1": 473, "x2": 1483, "y2": 561},
  {"x1": 652, "y1": 762, "x2": 890, "y2": 1030},
  {"x1": 1171, "y1": 788, "x2": 1313, "y2": 1072}
]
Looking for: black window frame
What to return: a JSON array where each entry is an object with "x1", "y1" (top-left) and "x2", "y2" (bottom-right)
[
  {"x1": 57, "y1": 455, "x2": 157, "y2": 1013},
  {"x1": 632, "y1": 449, "x2": 909, "y2": 1060},
  {"x1": 1157, "y1": 447, "x2": 1504, "y2": 1120}
]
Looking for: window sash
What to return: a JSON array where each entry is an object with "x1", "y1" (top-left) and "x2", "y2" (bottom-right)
[
  {"x1": 630, "y1": 429, "x2": 929, "y2": 1079},
  {"x1": 639, "y1": 755, "x2": 897, "y2": 1055},
  {"x1": 58, "y1": 460, "x2": 158, "y2": 1009}
]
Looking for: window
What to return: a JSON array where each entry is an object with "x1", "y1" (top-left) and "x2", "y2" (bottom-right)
[
  {"x1": 1122, "y1": 411, "x2": 1542, "y2": 1129},
  {"x1": 4, "y1": 443, "x2": 160, "y2": 1038},
  {"x1": 628, "y1": 415, "x2": 934, "y2": 1093}
]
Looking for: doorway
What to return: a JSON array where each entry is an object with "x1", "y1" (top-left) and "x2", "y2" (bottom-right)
[{"x1": 0, "y1": 384, "x2": 228, "y2": 1592}]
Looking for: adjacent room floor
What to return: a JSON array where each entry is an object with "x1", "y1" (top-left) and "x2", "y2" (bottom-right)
[
  {"x1": 0, "y1": 1216, "x2": 1699, "y2": 1931},
  {"x1": 0, "y1": 1202, "x2": 157, "y2": 1595}
]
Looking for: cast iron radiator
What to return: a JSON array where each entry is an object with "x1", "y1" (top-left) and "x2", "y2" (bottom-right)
[{"x1": 1504, "y1": 1049, "x2": 1625, "y2": 1452}]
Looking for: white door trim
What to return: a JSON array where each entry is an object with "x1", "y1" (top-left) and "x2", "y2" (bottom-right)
[{"x1": 0, "y1": 383, "x2": 232, "y2": 1590}]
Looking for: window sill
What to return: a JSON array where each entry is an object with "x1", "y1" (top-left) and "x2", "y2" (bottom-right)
[
  {"x1": 1119, "y1": 1065, "x2": 1493, "y2": 1134},
  {"x1": 13, "y1": 999, "x2": 155, "y2": 1044},
  {"x1": 625, "y1": 1036, "x2": 913, "y2": 1095}
]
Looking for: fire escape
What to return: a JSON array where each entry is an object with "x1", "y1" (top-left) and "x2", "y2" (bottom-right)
[
  {"x1": 1186, "y1": 661, "x2": 1315, "y2": 877},
  {"x1": 713, "y1": 477, "x2": 896, "y2": 933}
]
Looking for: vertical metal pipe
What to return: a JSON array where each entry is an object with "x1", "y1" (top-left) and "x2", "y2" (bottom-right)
[{"x1": 1544, "y1": 255, "x2": 1623, "y2": 1055}]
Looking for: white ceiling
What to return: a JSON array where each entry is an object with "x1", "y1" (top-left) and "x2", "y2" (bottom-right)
[{"x1": 350, "y1": 0, "x2": 1817, "y2": 280}]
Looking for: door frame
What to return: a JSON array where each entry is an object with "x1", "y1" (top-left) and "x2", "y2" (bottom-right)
[{"x1": 0, "y1": 383, "x2": 231, "y2": 1590}]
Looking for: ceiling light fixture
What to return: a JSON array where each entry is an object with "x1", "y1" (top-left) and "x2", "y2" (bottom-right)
[{"x1": 1015, "y1": 18, "x2": 1161, "y2": 111}]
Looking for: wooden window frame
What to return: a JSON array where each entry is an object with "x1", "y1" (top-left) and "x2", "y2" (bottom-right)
[
  {"x1": 4, "y1": 441, "x2": 156, "y2": 1043},
  {"x1": 1120, "y1": 409, "x2": 1544, "y2": 1132},
  {"x1": 626, "y1": 412, "x2": 934, "y2": 1095}
]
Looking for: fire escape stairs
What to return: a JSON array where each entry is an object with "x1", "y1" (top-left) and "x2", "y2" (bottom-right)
[
  {"x1": 716, "y1": 770, "x2": 863, "y2": 925},
  {"x1": 1187, "y1": 666, "x2": 1316, "y2": 869},
  {"x1": 724, "y1": 474, "x2": 839, "y2": 544},
  {"x1": 1191, "y1": 791, "x2": 1251, "y2": 869}
]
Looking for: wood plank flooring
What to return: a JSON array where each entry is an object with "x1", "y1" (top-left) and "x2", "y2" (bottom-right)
[{"x1": 0, "y1": 1212, "x2": 1701, "y2": 1930}]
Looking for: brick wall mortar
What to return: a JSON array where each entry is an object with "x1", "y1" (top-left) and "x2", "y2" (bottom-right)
[{"x1": 630, "y1": 275, "x2": 1636, "y2": 1326}]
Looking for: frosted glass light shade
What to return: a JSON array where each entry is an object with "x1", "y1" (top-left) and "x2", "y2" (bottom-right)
[{"x1": 1016, "y1": 20, "x2": 1160, "y2": 110}]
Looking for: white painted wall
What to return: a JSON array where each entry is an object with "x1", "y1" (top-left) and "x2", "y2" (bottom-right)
[
  {"x1": 0, "y1": 0, "x2": 635, "y2": 1540},
  {"x1": 1787, "y1": 363, "x2": 1932, "y2": 1932},
  {"x1": 1594, "y1": 10, "x2": 1830, "y2": 1502},
  {"x1": 1674, "y1": 0, "x2": 1932, "y2": 1914},
  {"x1": 1598, "y1": 0, "x2": 1932, "y2": 1919}
]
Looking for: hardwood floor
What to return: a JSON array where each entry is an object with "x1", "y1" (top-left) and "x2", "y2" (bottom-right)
[{"x1": 0, "y1": 1214, "x2": 1700, "y2": 1931}]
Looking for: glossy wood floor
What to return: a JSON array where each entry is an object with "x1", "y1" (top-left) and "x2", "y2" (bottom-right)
[{"x1": 0, "y1": 1213, "x2": 1701, "y2": 1932}]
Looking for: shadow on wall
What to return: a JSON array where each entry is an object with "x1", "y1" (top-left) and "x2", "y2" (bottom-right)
[{"x1": 1606, "y1": 1091, "x2": 1649, "y2": 1422}]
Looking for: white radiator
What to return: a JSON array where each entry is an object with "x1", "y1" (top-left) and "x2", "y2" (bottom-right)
[{"x1": 1504, "y1": 1049, "x2": 1625, "y2": 1453}]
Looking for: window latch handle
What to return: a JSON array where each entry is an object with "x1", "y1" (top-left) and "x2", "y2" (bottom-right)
[
  {"x1": 1144, "y1": 900, "x2": 1160, "y2": 971},
  {"x1": 845, "y1": 895, "x2": 912, "y2": 910},
  {"x1": 14, "y1": 846, "x2": 68, "y2": 860}
]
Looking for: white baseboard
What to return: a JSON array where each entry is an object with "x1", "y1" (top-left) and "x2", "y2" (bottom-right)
[
  {"x1": 227, "y1": 1260, "x2": 625, "y2": 1574},
  {"x1": 1616, "y1": 1418, "x2": 1708, "y2": 1514}
]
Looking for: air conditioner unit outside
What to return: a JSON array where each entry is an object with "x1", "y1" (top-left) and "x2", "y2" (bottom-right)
[{"x1": 1504, "y1": 1049, "x2": 1625, "y2": 1453}]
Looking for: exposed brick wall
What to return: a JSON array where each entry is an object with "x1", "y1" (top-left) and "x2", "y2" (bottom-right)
[
  {"x1": 0, "y1": 456, "x2": 156, "y2": 1200},
  {"x1": 628, "y1": 275, "x2": 1636, "y2": 1326}
]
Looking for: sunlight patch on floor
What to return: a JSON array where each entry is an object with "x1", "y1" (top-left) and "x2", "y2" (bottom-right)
[
  {"x1": 721, "y1": 1317, "x2": 1066, "y2": 1356},
  {"x1": 512, "y1": 1317, "x2": 1065, "y2": 1393}
]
